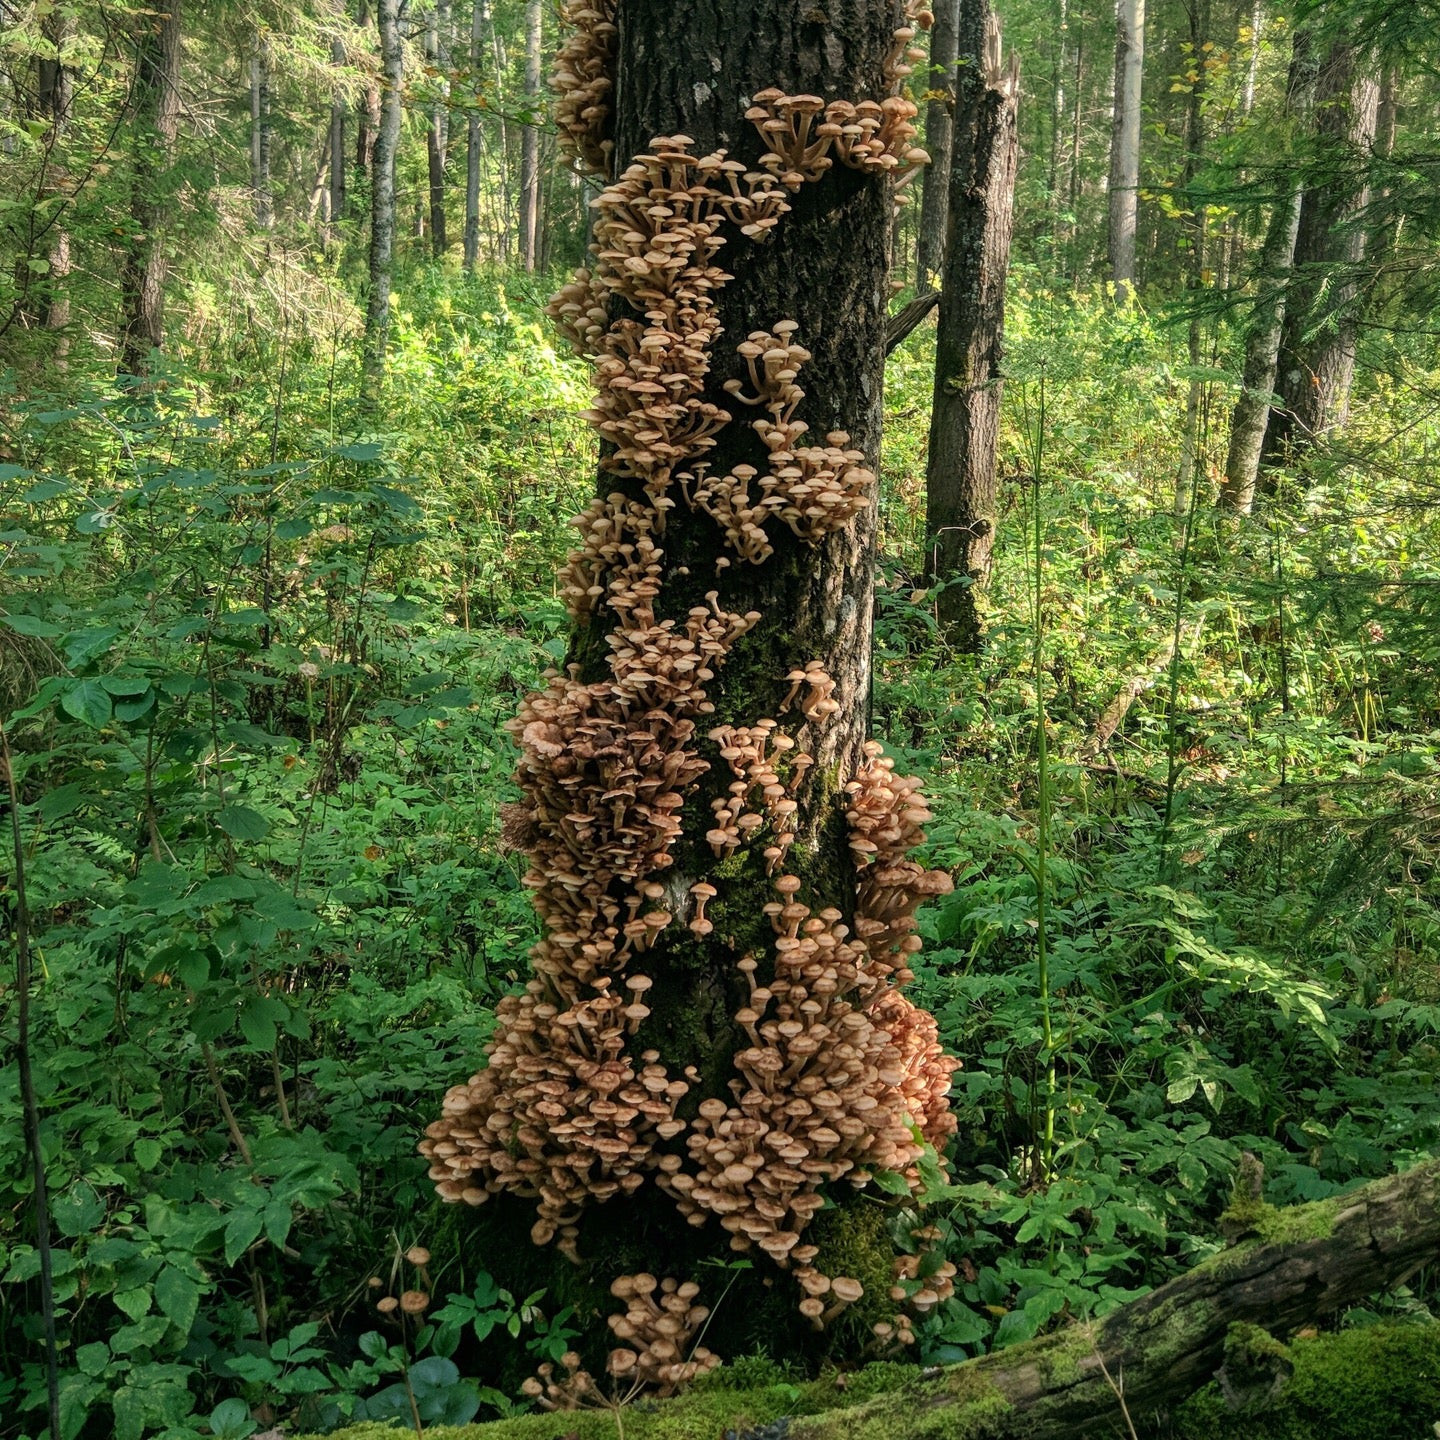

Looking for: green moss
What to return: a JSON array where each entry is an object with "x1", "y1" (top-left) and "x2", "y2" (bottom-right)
[{"x1": 1174, "y1": 1321, "x2": 1440, "y2": 1440}]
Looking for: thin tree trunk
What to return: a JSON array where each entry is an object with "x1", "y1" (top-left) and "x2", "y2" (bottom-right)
[
  {"x1": 1220, "y1": 177, "x2": 1303, "y2": 511},
  {"x1": 1262, "y1": 41, "x2": 1379, "y2": 463},
  {"x1": 307, "y1": 131, "x2": 334, "y2": 226},
  {"x1": 1107, "y1": 0, "x2": 1144, "y2": 299},
  {"x1": 426, "y1": 4, "x2": 449, "y2": 256},
  {"x1": 118, "y1": 0, "x2": 183, "y2": 378},
  {"x1": 250, "y1": 44, "x2": 273, "y2": 230},
  {"x1": 1046, "y1": 0, "x2": 1068, "y2": 221},
  {"x1": 464, "y1": 0, "x2": 486, "y2": 270},
  {"x1": 38, "y1": 7, "x2": 74, "y2": 355},
  {"x1": 363, "y1": 0, "x2": 403, "y2": 394},
  {"x1": 925, "y1": 1, "x2": 1020, "y2": 651},
  {"x1": 330, "y1": 37, "x2": 347, "y2": 232},
  {"x1": 916, "y1": 0, "x2": 960, "y2": 290},
  {"x1": 1065, "y1": 22, "x2": 1083, "y2": 276},
  {"x1": 356, "y1": 0, "x2": 381, "y2": 184},
  {"x1": 492, "y1": 18, "x2": 514, "y2": 261},
  {"x1": 517, "y1": 0, "x2": 543, "y2": 271},
  {"x1": 1174, "y1": 0, "x2": 1211, "y2": 518}
]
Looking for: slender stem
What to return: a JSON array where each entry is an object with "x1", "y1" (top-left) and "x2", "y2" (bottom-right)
[
  {"x1": 203, "y1": 1041, "x2": 255, "y2": 1167},
  {"x1": 1027, "y1": 376, "x2": 1056, "y2": 1181},
  {"x1": 1, "y1": 724, "x2": 61, "y2": 1440}
]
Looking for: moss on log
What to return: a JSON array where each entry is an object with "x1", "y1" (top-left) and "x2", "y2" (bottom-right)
[{"x1": 309, "y1": 1158, "x2": 1439, "y2": 1440}]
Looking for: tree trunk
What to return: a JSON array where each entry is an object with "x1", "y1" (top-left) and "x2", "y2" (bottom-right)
[
  {"x1": 518, "y1": 0, "x2": 544, "y2": 271},
  {"x1": 1220, "y1": 178, "x2": 1303, "y2": 512},
  {"x1": 777, "y1": 1157, "x2": 1440, "y2": 1439},
  {"x1": 363, "y1": 0, "x2": 403, "y2": 394},
  {"x1": 424, "y1": 0, "x2": 962, "y2": 1380},
  {"x1": 250, "y1": 44, "x2": 273, "y2": 230},
  {"x1": 924, "y1": 1, "x2": 1019, "y2": 652},
  {"x1": 916, "y1": 0, "x2": 960, "y2": 291},
  {"x1": 464, "y1": 0, "x2": 486, "y2": 270},
  {"x1": 356, "y1": 0, "x2": 381, "y2": 183},
  {"x1": 1106, "y1": 0, "x2": 1144, "y2": 300},
  {"x1": 117, "y1": 0, "x2": 183, "y2": 378},
  {"x1": 330, "y1": 37, "x2": 347, "y2": 232},
  {"x1": 38, "y1": 6, "x2": 74, "y2": 354},
  {"x1": 1261, "y1": 41, "x2": 1379, "y2": 464},
  {"x1": 426, "y1": 4, "x2": 450, "y2": 256}
]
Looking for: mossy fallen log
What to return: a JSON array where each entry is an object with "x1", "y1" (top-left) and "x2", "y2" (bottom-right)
[{"x1": 309, "y1": 1158, "x2": 1439, "y2": 1440}]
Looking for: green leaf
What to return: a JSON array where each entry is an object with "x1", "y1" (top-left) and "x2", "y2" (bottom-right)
[
  {"x1": 155, "y1": 1266, "x2": 200, "y2": 1337},
  {"x1": 868, "y1": 1168, "x2": 913, "y2": 1198},
  {"x1": 209, "y1": 1398, "x2": 258, "y2": 1440},
  {"x1": 101, "y1": 674, "x2": 151, "y2": 697},
  {"x1": 75, "y1": 1342, "x2": 110, "y2": 1378},
  {"x1": 335, "y1": 441, "x2": 383, "y2": 462},
  {"x1": 224, "y1": 1209, "x2": 264, "y2": 1266},
  {"x1": 216, "y1": 805, "x2": 270, "y2": 842},
  {"x1": 113, "y1": 1286, "x2": 152, "y2": 1321},
  {"x1": 114, "y1": 689, "x2": 157, "y2": 722},
  {"x1": 2, "y1": 612, "x2": 62, "y2": 637},
  {"x1": 238, "y1": 995, "x2": 287, "y2": 1051},
  {"x1": 134, "y1": 1138, "x2": 163, "y2": 1171},
  {"x1": 60, "y1": 679, "x2": 112, "y2": 728}
]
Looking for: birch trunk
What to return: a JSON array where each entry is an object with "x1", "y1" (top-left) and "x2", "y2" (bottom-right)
[
  {"x1": 330, "y1": 37, "x2": 347, "y2": 231},
  {"x1": 464, "y1": 0, "x2": 486, "y2": 270},
  {"x1": 250, "y1": 45, "x2": 273, "y2": 230},
  {"x1": 518, "y1": 0, "x2": 544, "y2": 271},
  {"x1": 426, "y1": 4, "x2": 449, "y2": 255},
  {"x1": 362, "y1": 0, "x2": 404, "y2": 393},
  {"x1": 38, "y1": 6, "x2": 74, "y2": 353}
]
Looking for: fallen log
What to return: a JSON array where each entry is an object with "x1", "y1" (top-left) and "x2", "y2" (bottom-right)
[
  {"x1": 789, "y1": 1155, "x2": 1440, "y2": 1439},
  {"x1": 311, "y1": 1158, "x2": 1439, "y2": 1440}
]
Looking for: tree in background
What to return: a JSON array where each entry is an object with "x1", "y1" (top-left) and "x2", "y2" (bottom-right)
[
  {"x1": 1106, "y1": 0, "x2": 1144, "y2": 298},
  {"x1": 916, "y1": 0, "x2": 960, "y2": 291},
  {"x1": 925, "y1": 0, "x2": 1019, "y2": 649},
  {"x1": 117, "y1": 0, "x2": 183, "y2": 377},
  {"x1": 362, "y1": 0, "x2": 404, "y2": 393}
]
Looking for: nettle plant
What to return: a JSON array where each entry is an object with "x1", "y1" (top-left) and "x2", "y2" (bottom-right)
[{"x1": 421, "y1": 0, "x2": 966, "y2": 1402}]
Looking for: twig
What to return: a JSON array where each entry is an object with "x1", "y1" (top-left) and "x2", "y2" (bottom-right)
[
  {"x1": 203, "y1": 1041, "x2": 255, "y2": 1167},
  {"x1": 1092, "y1": 1344, "x2": 1140, "y2": 1440},
  {"x1": 1, "y1": 722, "x2": 61, "y2": 1440}
]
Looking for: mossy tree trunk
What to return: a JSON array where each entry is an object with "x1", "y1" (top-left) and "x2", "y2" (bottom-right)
[{"x1": 427, "y1": 0, "x2": 959, "y2": 1388}]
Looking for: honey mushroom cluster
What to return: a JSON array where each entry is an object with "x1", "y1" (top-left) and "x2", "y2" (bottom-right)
[
  {"x1": 421, "y1": 589, "x2": 760, "y2": 1259},
  {"x1": 605, "y1": 1273, "x2": 721, "y2": 1392},
  {"x1": 552, "y1": 0, "x2": 617, "y2": 177},
  {"x1": 690, "y1": 326, "x2": 876, "y2": 565},
  {"x1": 704, "y1": 718, "x2": 809, "y2": 876},
  {"x1": 427, "y1": 0, "x2": 966, "y2": 1391}
]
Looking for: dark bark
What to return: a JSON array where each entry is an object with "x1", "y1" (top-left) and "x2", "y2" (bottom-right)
[
  {"x1": 38, "y1": 6, "x2": 74, "y2": 351},
  {"x1": 431, "y1": 0, "x2": 952, "y2": 1376},
  {"x1": 426, "y1": 4, "x2": 449, "y2": 256},
  {"x1": 356, "y1": 0, "x2": 381, "y2": 182},
  {"x1": 924, "y1": 0, "x2": 1018, "y2": 651},
  {"x1": 464, "y1": 0, "x2": 486, "y2": 270},
  {"x1": 916, "y1": 0, "x2": 959, "y2": 290},
  {"x1": 362, "y1": 0, "x2": 403, "y2": 393},
  {"x1": 117, "y1": 0, "x2": 183, "y2": 378},
  {"x1": 1261, "y1": 41, "x2": 1380, "y2": 465},
  {"x1": 781, "y1": 1157, "x2": 1440, "y2": 1440},
  {"x1": 330, "y1": 38, "x2": 347, "y2": 231}
]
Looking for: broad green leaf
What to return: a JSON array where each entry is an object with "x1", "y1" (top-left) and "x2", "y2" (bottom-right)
[
  {"x1": 60, "y1": 679, "x2": 111, "y2": 728},
  {"x1": 224, "y1": 1209, "x2": 264, "y2": 1266},
  {"x1": 216, "y1": 805, "x2": 270, "y2": 842},
  {"x1": 155, "y1": 1266, "x2": 200, "y2": 1336}
]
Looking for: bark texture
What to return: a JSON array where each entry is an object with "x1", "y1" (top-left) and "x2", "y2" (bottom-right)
[
  {"x1": 39, "y1": 6, "x2": 74, "y2": 348},
  {"x1": 362, "y1": 0, "x2": 403, "y2": 392},
  {"x1": 426, "y1": 3, "x2": 450, "y2": 256},
  {"x1": 117, "y1": 0, "x2": 182, "y2": 377},
  {"x1": 1262, "y1": 41, "x2": 1379, "y2": 464},
  {"x1": 250, "y1": 46, "x2": 273, "y2": 231},
  {"x1": 1106, "y1": 0, "x2": 1144, "y2": 299},
  {"x1": 924, "y1": 2, "x2": 1018, "y2": 651},
  {"x1": 518, "y1": 0, "x2": 543, "y2": 271},
  {"x1": 783, "y1": 1157, "x2": 1440, "y2": 1439},
  {"x1": 329, "y1": 38, "x2": 347, "y2": 230},
  {"x1": 1220, "y1": 180, "x2": 1303, "y2": 512},
  {"x1": 464, "y1": 0, "x2": 487, "y2": 270},
  {"x1": 916, "y1": 0, "x2": 960, "y2": 291}
]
